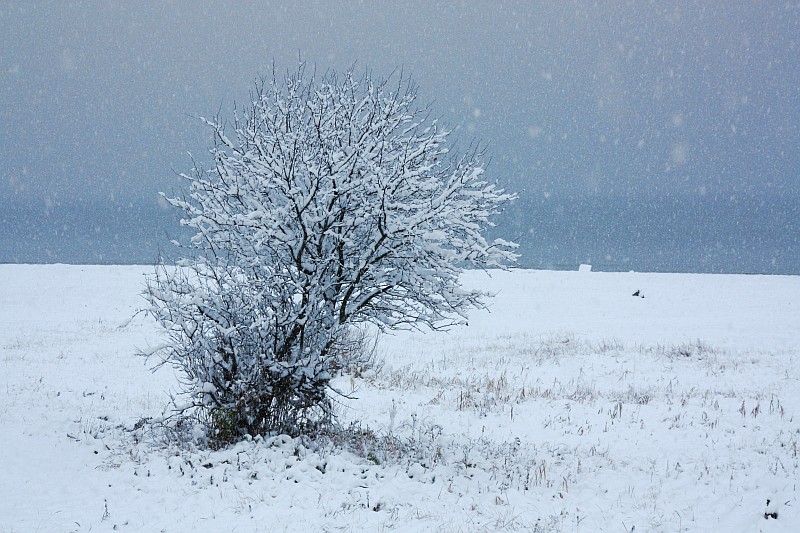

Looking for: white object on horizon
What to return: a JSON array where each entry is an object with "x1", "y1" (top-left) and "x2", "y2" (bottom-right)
[{"x1": 578, "y1": 263, "x2": 592, "y2": 272}]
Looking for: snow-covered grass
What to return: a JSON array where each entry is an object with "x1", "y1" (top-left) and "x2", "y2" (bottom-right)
[{"x1": 1, "y1": 265, "x2": 798, "y2": 532}]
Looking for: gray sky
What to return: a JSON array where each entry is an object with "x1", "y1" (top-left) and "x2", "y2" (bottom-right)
[{"x1": 1, "y1": 1, "x2": 798, "y2": 272}]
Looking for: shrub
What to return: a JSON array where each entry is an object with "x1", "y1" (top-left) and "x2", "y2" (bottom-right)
[{"x1": 145, "y1": 65, "x2": 516, "y2": 444}]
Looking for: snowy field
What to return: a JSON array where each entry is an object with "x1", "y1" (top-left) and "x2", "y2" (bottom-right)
[{"x1": 1, "y1": 265, "x2": 798, "y2": 532}]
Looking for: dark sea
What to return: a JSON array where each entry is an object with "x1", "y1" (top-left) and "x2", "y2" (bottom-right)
[{"x1": 2, "y1": 194, "x2": 798, "y2": 275}]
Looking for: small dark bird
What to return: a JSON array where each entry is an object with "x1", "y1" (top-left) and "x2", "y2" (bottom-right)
[
  {"x1": 632, "y1": 290, "x2": 640, "y2": 297},
  {"x1": 764, "y1": 498, "x2": 779, "y2": 519}
]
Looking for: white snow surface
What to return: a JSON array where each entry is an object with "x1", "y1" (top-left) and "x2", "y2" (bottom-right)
[{"x1": 1, "y1": 265, "x2": 798, "y2": 532}]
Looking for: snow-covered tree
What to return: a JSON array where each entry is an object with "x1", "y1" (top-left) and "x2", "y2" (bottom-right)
[{"x1": 145, "y1": 66, "x2": 516, "y2": 444}]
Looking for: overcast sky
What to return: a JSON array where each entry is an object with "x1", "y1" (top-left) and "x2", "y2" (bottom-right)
[{"x1": 1, "y1": 1, "x2": 798, "y2": 272}]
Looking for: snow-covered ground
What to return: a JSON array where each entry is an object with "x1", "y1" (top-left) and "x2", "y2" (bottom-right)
[{"x1": 1, "y1": 265, "x2": 798, "y2": 532}]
